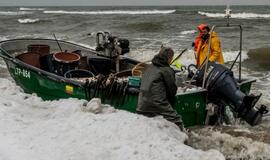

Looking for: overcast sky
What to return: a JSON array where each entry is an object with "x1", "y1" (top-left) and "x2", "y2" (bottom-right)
[{"x1": 1, "y1": 0, "x2": 270, "y2": 6}]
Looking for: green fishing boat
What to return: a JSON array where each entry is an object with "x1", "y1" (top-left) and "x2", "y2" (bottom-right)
[
  {"x1": 0, "y1": 16, "x2": 268, "y2": 127},
  {"x1": 0, "y1": 37, "x2": 210, "y2": 127}
]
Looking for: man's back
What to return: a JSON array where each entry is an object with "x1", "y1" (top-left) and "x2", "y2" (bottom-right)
[
  {"x1": 136, "y1": 47, "x2": 183, "y2": 128},
  {"x1": 137, "y1": 63, "x2": 176, "y2": 113}
]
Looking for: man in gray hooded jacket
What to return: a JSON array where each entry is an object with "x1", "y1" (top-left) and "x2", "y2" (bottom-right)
[{"x1": 136, "y1": 47, "x2": 183, "y2": 128}]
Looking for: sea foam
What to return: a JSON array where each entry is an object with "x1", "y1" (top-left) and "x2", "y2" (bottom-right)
[
  {"x1": 198, "y1": 11, "x2": 270, "y2": 19},
  {"x1": 180, "y1": 30, "x2": 197, "y2": 35},
  {"x1": 0, "y1": 11, "x2": 32, "y2": 15},
  {"x1": 18, "y1": 18, "x2": 40, "y2": 24},
  {"x1": 19, "y1": 7, "x2": 45, "y2": 11},
  {"x1": 43, "y1": 9, "x2": 176, "y2": 15}
]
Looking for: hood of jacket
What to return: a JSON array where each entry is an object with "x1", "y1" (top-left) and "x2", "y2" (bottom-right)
[
  {"x1": 152, "y1": 47, "x2": 173, "y2": 67},
  {"x1": 152, "y1": 54, "x2": 169, "y2": 67},
  {"x1": 197, "y1": 24, "x2": 208, "y2": 33}
]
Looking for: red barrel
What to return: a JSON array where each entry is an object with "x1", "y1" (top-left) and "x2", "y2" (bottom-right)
[
  {"x1": 53, "y1": 52, "x2": 80, "y2": 76},
  {"x1": 16, "y1": 52, "x2": 41, "y2": 68},
  {"x1": 27, "y1": 44, "x2": 50, "y2": 57}
]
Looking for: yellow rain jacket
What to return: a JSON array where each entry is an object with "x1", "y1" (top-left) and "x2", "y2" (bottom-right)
[{"x1": 196, "y1": 31, "x2": 224, "y2": 67}]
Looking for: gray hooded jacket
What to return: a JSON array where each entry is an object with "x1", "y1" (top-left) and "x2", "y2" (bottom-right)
[{"x1": 136, "y1": 48, "x2": 182, "y2": 125}]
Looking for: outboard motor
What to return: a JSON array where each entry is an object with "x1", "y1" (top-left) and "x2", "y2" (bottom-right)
[
  {"x1": 116, "y1": 38, "x2": 130, "y2": 54},
  {"x1": 193, "y1": 62, "x2": 268, "y2": 126},
  {"x1": 95, "y1": 31, "x2": 129, "y2": 57}
]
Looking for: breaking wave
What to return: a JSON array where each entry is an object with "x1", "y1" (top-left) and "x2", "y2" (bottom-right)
[
  {"x1": 244, "y1": 47, "x2": 270, "y2": 71},
  {"x1": 223, "y1": 50, "x2": 248, "y2": 62},
  {"x1": 198, "y1": 11, "x2": 270, "y2": 19},
  {"x1": 18, "y1": 18, "x2": 40, "y2": 24},
  {"x1": 43, "y1": 9, "x2": 176, "y2": 15},
  {"x1": 19, "y1": 7, "x2": 45, "y2": 11},
  {"x1": 0, "y1": 11, "x2": 32, "y2": 15}
]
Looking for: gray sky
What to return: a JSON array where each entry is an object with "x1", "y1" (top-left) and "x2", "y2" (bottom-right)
[{"x1": 1, "y1": 0, "x2": 270, "y2": 6}]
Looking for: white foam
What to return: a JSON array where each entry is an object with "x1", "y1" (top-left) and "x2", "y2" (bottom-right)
[
  {"x1": 198, "y1": 11, "x2": 270, "y2": 19},
  {"x1": 212, "y1": 131, "x2": 270, "y2": 159},
  {"x1": 175, "y1": 49, "x2": 197, "y2": 66},
  {"x1": 0, "y1": 11, "x2": 32, "y2": 15},
  {"x1": 44, "y1": 10, "x2": 176, "y2": 15},
  {"x1": 0, "y1": 78, "x2": 225, "y2": 160},
  {"x1": 0, "y1": 63, "x2": 7, "y2": 69},
  {"x1": 198, "y1": 11, "x2": 227, "y2": 18},
  {"x1": 129, "y1": 48, "x2": 194, "y2": 67},
  {"x1": 175, "y1": 50, "x2": 248, "y2": 66},
  {"x1": 18, "y1": 18, "x2": 40, "y2": 24},
  {"x1": 0, "y1": 36, "x2": 9, "y2": 42},
  {"x1": 0, "y1": 34, "x2": 52, "y2": 40},
  {"x1": 180, "y1": 30, "x2": 197, "y2": 35},
  {"x1": 19, "y1": 7, "x2": 45, "y2": 11},
  {"x1": 223, "y1": 50, "x2": 249, "y2": 62},
  {"x1": 129, "y1": 48, "x2": 248, "y2": 68},
  {"x1": 128, "y1": 49, "x2": 157, "y2": 61}
]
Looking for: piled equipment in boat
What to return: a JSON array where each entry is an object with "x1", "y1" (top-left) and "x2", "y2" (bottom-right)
[
  {"x1": 16, "y1": 44, "x2": 51, "y2": 69},
  {"x1": 15, "y1": 39, "x2": 140, "y2": 105},
  {"x1": 192, "y1": 62, "x2": 268, "y2": 126},
  {"x1": 16, "y1": 46, "x2": 82, "y2": 76},
  {"x1": 84, "y1": 74, "x2": 140, "y2": 105},
  {"x1": 15, "y1": 32, "x2": 130, "y2": 78}
]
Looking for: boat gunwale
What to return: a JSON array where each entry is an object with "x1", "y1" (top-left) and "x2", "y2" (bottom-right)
[
  {"x1": 176, "y1": 88, "x2": 207, "y2": 96},
  {"x1": 237, "y1": 78, "x2": 256, "y2": 85},
  {"x1": 0, "y1": 38, "x2": 96, "y2": 53}
]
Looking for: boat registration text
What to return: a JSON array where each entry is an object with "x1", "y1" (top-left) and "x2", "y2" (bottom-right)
[{"x1": 14, "y1": 67, "x2": 31, "y2": 79}]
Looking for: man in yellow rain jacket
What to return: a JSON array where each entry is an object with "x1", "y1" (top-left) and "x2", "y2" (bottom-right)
[{"x1": 194, "y1": 24, "x2": 224, "y2": 67}]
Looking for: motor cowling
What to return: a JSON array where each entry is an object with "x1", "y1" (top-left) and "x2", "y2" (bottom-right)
[
  {"x1": 194, "y1": 62, "x2": 267, "y2": 126},
  {"x1": 116, "y1": 38, "x2": 130, "y2": 54}
]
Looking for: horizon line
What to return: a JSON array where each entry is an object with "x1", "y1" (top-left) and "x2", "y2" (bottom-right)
[{"x1": 0, "y1": 4, "x2": 269, "y2": 7}]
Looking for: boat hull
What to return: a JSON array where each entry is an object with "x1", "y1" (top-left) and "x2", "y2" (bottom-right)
[{"x1": 4, "y1": 57, "x2": 208, "y2": 127}]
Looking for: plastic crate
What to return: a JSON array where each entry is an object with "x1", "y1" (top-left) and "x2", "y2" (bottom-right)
[{"x1": 128, "y1": 76, "x2": 141, "y2": 88}]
